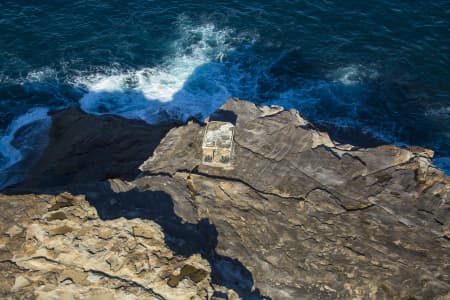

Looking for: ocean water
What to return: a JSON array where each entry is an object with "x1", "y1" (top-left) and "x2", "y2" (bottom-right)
[{"x1": 1, "y1": 0, "x2": 450, "y2": 187}]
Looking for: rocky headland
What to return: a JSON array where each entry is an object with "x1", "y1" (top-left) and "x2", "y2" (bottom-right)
[{"x1": 1, "y1": 99, "x2": 449, "y2": 299}]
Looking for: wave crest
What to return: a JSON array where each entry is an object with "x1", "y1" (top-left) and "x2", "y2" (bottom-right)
[{"x1": 75, "y1": 22, "x2": 247, "y2": 123}]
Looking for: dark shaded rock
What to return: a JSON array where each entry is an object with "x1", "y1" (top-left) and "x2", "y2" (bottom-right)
[{"x1": 12, "y1": 107, "x2": 176, "y2": 190}]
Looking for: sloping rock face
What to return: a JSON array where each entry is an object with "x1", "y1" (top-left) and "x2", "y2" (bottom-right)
[
  {"x1": 138, "y1": 99, "x2": 450, "y2": 299},
  {"x1": 2, "y1": 99, "x2": 450, "y2": 299},
  {"x1": 0, "y1": 192, "x2": 225, "y2": 300}
]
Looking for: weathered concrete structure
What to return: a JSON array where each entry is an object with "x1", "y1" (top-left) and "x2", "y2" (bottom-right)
[{"x1": 202, "y1": 121, "x2": 235, "y2": 168}]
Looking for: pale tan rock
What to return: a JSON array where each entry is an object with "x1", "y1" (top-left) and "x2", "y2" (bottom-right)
[
  {"x1": 11, "y1": 275, "x2": 31, "y2": 291},
  {"x1": 0, "y1": 193, "x2": 220, "y2": 300},
  {"x1": 6, "y1": 225, "x2": 23, "y2": 237}
]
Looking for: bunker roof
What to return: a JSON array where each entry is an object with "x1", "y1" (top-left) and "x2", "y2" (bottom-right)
[{"x1": 202, "y1": 121, "x2": 234, "y2": 149}]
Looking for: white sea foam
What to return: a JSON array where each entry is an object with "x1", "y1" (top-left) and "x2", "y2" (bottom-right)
[
  {"x1": 329, "y1": 65, "x2": 378, "y2": 85},
  {"x1": 24, "y1": 67, "x2": 58, "y2": 83},
  {"x1": 74, "y1": 23, "x2": 242, "y2": 123},
  {"x1": 0, "y1": 107, "x2": 50, "y2": 171}
]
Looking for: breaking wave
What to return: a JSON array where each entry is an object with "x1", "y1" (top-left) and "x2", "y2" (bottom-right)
[
  {"x1": 0, "y1": 108, "x2": 51, "y2": 189},
  {"x1": 75, "y1": 22, "x2": 249, "y2": 123}
]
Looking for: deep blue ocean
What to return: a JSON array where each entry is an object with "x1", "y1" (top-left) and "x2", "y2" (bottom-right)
[{"x1": 1, "y1": 0, "x2": 450, "y2": 187}]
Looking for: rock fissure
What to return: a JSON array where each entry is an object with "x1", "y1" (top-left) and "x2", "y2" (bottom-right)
[
  {"x1": 86, "y1": 269, "x2": 167, "y2": 300},
  {"x1": 182, "y1": 169, "x2": 305, "y2": 201}
]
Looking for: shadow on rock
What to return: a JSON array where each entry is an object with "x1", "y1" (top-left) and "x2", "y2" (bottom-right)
[
  {"x1": 208, "y1": 109, "x2": 238, "y2": 125},
  {"x1": 87, "y1": 186, "x2": 268, "y2": 300},
  {"x1": 3, "y1": 105, "x2": 178, "y2": 192},
  {"x1": 315, "y1": 122, "x2": 386, "y2": 148}
]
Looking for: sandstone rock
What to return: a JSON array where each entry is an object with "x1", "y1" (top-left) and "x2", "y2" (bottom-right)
[
  {"x1": 2, "y1": 99, "x2": 450, "y2": 299},
  {"x1": 12, "y1": 275, "x2": 31, "y2": 291},
  {"x1": 0, "y1": 193, "x2": 220, "y2": 299},
  {"x1": 138, "y1": 99, "x2": 450, "y2": 299}
]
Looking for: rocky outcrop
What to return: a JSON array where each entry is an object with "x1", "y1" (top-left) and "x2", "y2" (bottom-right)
[
  {"x1": 2, "y1": 99, "x2": 450, "y2": 299},
  {"x1": 138, "y1": 99, "x2": 450, "y2": 299},
  {"x1": 0, "y1": 192, "x2": 232, "y2": 300}
]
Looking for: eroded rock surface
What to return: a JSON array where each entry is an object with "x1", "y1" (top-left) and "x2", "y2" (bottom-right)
[
  {"x1": 2, "y1": 99, "x2": 450, "y2": 299},
  {"x1": 0, "y1": 192, "x2": 229, "y2": 300},
  {"x1": 139, "y1": 99, "x2": 450, "y2": 299}
]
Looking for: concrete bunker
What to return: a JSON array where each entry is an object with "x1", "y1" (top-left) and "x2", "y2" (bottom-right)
[{"x1": 202, "y1": 121, "x2": 235, "y2": 168}]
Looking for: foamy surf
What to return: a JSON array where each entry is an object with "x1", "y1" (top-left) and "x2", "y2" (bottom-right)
[
  {"x1": 328, "y1": 65, "x2": 379, "y2": 86},
  {"x1": 0, "y1": 107, "x2": 50, "y2": 170},
  {"x1": 0, "y1": 108, "x2": 51, "y2": 189},
  {"x1": 75, "y1": 22, "x2": 241, "y2": 123}
]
